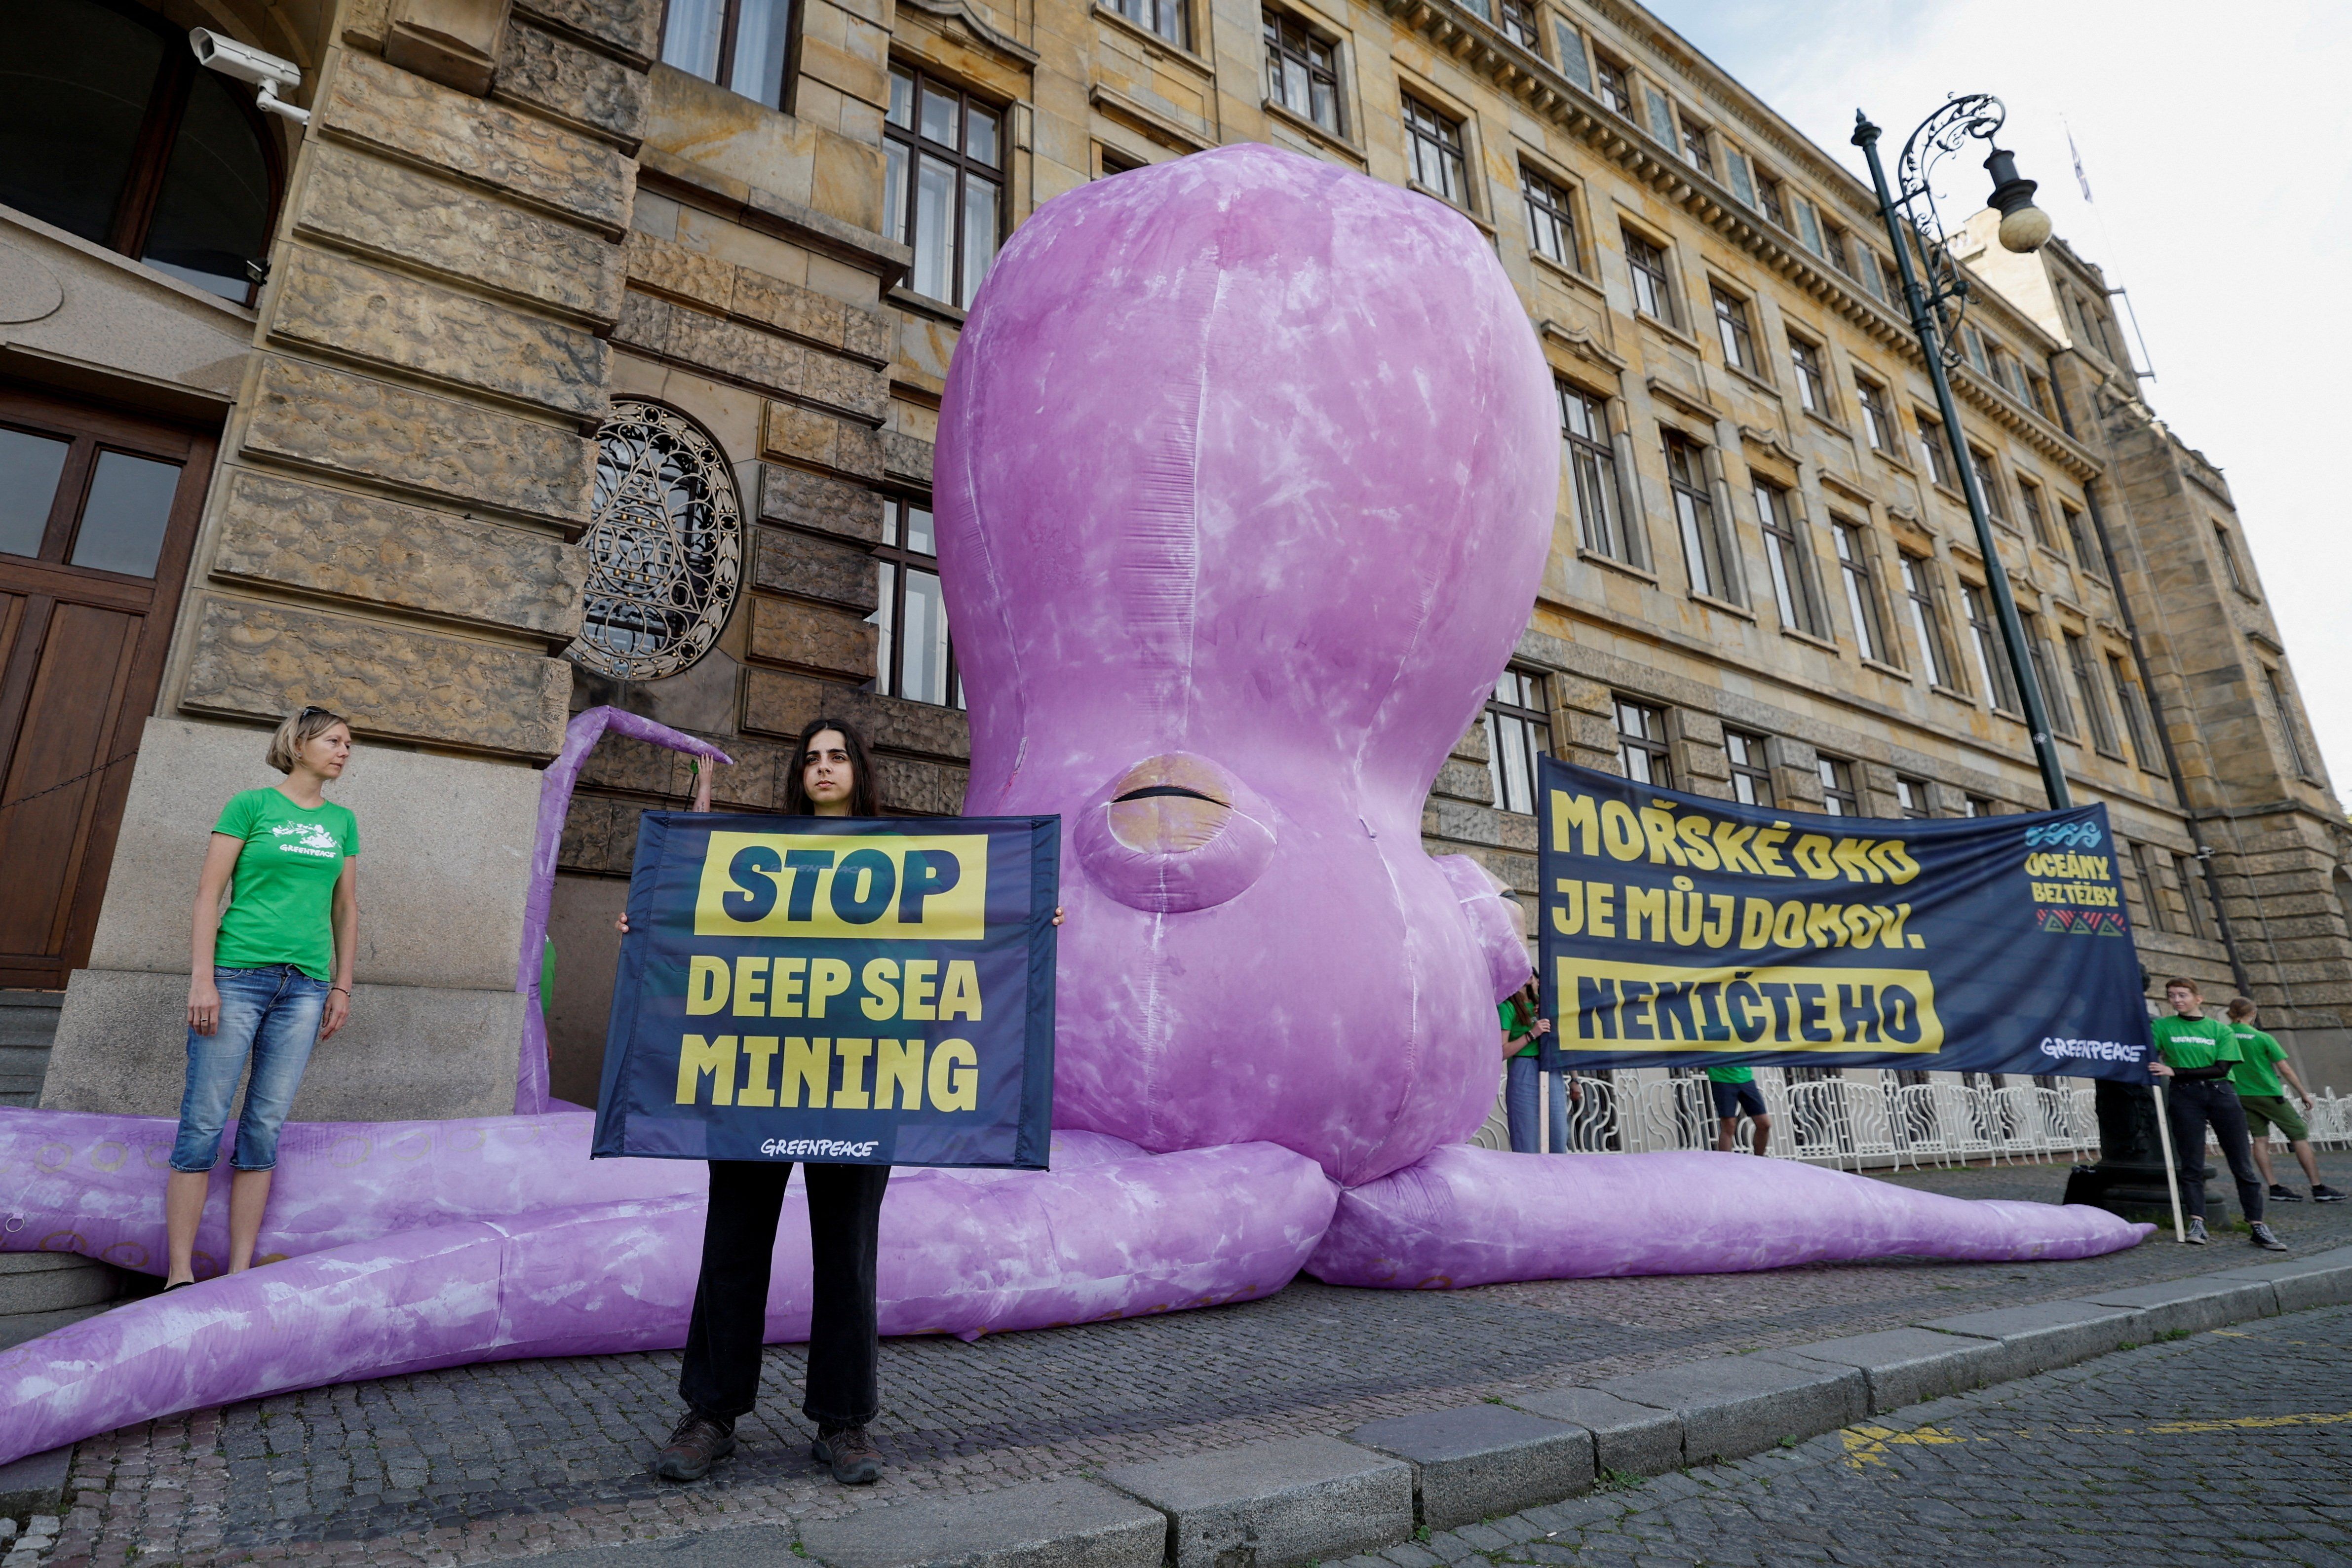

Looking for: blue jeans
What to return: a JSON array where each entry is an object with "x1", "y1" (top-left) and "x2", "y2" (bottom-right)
[
  {"x1": 171, "y1": 965, "x2": 328, "y2": 1173},
  {"x1": 1505, "y1": 1055, "x2": 1568, "y2": 1154}
]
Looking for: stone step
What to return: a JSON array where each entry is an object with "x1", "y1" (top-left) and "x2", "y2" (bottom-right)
[
  {"x1": 0, "y1": 988, "x2": 66, "y2": 1106},
  {"x1": 0, "y1": 1252, "x2": 123, "y2": 1316}
]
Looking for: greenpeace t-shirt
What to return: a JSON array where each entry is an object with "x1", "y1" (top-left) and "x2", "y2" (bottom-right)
[
  {"x1": 1500, "y1": 998, "x2": 1538, "y2": 1059},
  {"x1": 1705, "y1": 1066, "x2": 1754, "y2": 1084},
  {"x1": 2229, "y1": 1027, "x2": 2286, "y2": 1099},
  {"x1": 2150, "y1": 1013, "x2": 2240, "y2": 1073},
  {"x1": 211, "y1": 788, "x2": 359, "y2": 981}
]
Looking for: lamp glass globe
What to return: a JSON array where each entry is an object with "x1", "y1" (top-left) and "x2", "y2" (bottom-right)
[{"x1": 1998, "y1": 203, "x2": 2052, "y2": 253}]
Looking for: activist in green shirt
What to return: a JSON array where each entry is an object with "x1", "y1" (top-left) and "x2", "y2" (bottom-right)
[
  {"x1": 1501, "y1": 979, "x2": 1565, "y2": 1154},
  {"x1": 2147, "y1": 978, "x2": 2284, "y2": 1250},
  {"x1": 1706, "y1": 1063, "x2": 1770, "y2": 1156},
  {"x1": 2225, "y1": 998, "x2": 2344, "y2": 1204}
]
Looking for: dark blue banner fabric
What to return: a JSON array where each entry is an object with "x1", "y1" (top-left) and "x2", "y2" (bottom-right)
[
  {"x1": 593, "y1": 813, "x2": 1060, "y2": 1167},
  {"x1": 1537, "y1": 757, "x2": 2152, "y2": 1082}
]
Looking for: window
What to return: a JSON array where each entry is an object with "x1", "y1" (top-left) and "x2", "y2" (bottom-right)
[
  {"x1": 1834, "y1": 521, "x2": 1890, "y2": 665},
  {"x1": 1723, "y1": 146, "x2": 1757, "y2": 209},
  {"x1": 1793, "y1": 195, "x2": 1824, "y2": 256},
  {"x1": 1725, "y1": 729, "x2": 1774, "y2": 806},
  {"x1": 1642, "y1": 87, "x2": 1676, "y2": 147},
  {"x1": 1664, "y1": 430, "x2": 1734, "y2": 603},
  {"x1": 572, "y1": 401, "x2": 743, "y2": 681},
  {"x1": 1851, "y1": 247, "x2": 1887, "y2": 302},
  {"x1": 1962, "y1": 325, "x2": 1990, "y2": 375},
  {"x1": 2265, "y1": 666, "x2": 2314, "y2": 779},
  {"x1": 1498, "y1": 0, "x2": 1541, "y2": 51},
  {"x1": 1680, "y1": 118, "x2": 1713, "y2": 178},
  {"x1": 1263, "y1": 12, "x2": 1342, "y2": 134},
  {"x1": 2110, "y1": 653, "x2": 2156, "y2": 770},
  {"x1": 1899, "y1": 553, "x2": 1958, "y2": 689},
  {"x1": 1402, "y1": 94, "x2": 1467, "y2": 205},
  {"x1": 1755, "y1": 171, "x2": 1787, "y2": 229},
  {"x1": 1964, "y1": 794, "x2": 1994, "y2": 818},
  {"x1": 2029, "y1": 373, "x2": 2060, "y2": 422},
  {"x1": 0, "y1": 0, "x2": 280, "y2": 304},
  {"x1": 1107, "y1": 0, "x2": 1187, "y2": 45},
  {"x1": 2018, "y1": 479, "x2": 2058, "y2": 551},
  {"x1": 1624, "y1": 229, "x2": 1674, "y2": 323},
  {"x1": 1561, "y1": 385, "x2": 1635, "y2": 566},
  {"x1": 2068, "y1": 633, "x2": 2121, "y2": 757},
  {"x1": 1594, "y1": 53, "x2": 1635, "y2": 117},
  {"x1": 1711, "y1": 286, "x2": 1757, "y2": 374},
  {"x1": 1554, "y1": 20, "x2": 1592, "y2": 91},
  {"x1": 1968, "y1": 447, "x2": 2011, "y2": 527},
  {"x1": 1917, "y1": 413, "x2": 1957, "y2": 489},
  {"x1": 885, "y1": 67, "x2": 1003, "y2": 308},
  {"x1": 2024, "y1": 613, "x2": 2075, "y2": 737},
  {"x1": 1818, "y1": 756, "x2": 1859, "y2": 815},
  {"x1": 1616, "y1": 699, "x2": 1671, "y2": 787},
  {"x1": 2173, "y1": 852, "x2": 2216, "y2": 940},
  {"x1": 1789, "y1": 336, "x2": 1829, "y2": 415},
  {"x1": 1820, "y1": 223, "x2": 1851, "y2": 275},
  {"x1": 2124, "y1": 840, "x2": 2165, "y2": 931},
  {"x1": 1485, "y1": 669, "x2": 1550, "y2": 813},
  {"x1": 1097, "y1": 144, "x2": 1146, "y2": 178},
  {"x1": 1753, "y1": 479, "x2": 1826, "y2": 638},
  {"x1": 870, "y1": 496, "x2": 960, "y2": 706},
  {"x1": 1894, "y1": 777, "x2": 1931, "y2": 819},
  {"x1": 1964, "y1": 582, "x2": 2021, "y2": 712},
  {"x1": 1856, "y1": 377, "x2": 1896, "y2": 454},
  {"x1": 2062, "y1": 502, "x2": 2100, "y2": 575},
  {"x1": 2215, "y1": 522, "x2": 2249, "y2": 594},
  {"x1": 1523, "y1": 165, "x2": 1579, "y2": 268},
  {"x1": 663, "y1": 0, "x2": 794, "y2": 108}
]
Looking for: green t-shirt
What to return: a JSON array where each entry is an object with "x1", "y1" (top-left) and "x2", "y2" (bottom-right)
[
  {"x1": 2229, "y1": 1027, "x2": 2286, "y2": 1099},
  {"x1": 211, "y1": 788, "x2": 359, "y2": 981},
  {"x1": 2150, "y1": 1013, "x2": 2240, "y2": 1073},
  {"x1": 1705, "y1": 1066, "x2": 1754, "y2": 1084},
  {"x1": 1500, "y1": 998, "x2": 1538, "y2": 1058}
]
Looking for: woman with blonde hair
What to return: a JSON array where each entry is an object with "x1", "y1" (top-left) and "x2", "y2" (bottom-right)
[{"x1": 163, "y1": 706, "x2": 360, "y2": 1289}]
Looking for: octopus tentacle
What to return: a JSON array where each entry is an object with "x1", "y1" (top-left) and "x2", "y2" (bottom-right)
[{"x1": 1305, "y1": 1145, "x2": 2150, "y2": 1289}]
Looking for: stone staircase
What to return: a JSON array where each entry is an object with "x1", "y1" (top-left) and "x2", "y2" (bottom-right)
[{"x1": 0, "y1": 990, "x2": 140, "y2": 1349}]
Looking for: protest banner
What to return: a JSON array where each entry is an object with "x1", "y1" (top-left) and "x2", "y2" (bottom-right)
[
  {"x1": 1538, "y1": 756, "x2": 2151, "y2": 1081},
  {"x1": 593, "y1": 813, "x2": 1059, "y2": 1167}
]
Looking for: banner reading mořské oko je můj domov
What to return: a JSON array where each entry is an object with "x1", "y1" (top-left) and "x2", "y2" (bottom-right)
[
  {"x1": 594, "y1": 813, "x2": 1059, "y2": 1167},
  {"x1": 1537, "y1": 757, "x2": 2152, "y2": 1080}
]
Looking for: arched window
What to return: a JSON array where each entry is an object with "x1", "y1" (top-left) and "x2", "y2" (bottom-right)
[
  {"x1": 0, "y1": 0, "x2": 282, "y2": 305},
  {"x1": 570, "y1": 400, "x2": 743, "y2": 682}
]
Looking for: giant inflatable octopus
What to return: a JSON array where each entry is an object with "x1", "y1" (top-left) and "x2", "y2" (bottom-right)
[{"x1": 0, "y1": 146, "x2": 2144, "y2": 1462}]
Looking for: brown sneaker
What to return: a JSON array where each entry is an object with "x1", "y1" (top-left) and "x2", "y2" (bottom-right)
[
  {"x1": 651, "y1": 1410, "x2": 736, "y2": 1482},
  {"x1": 813, "y1": 1423, "x2": 884, "y2": 1485}
]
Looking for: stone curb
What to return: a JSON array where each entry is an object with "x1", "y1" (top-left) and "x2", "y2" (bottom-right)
[{"x1": 780, "y1": 1242, "x2": 2352, "y2": 1568}]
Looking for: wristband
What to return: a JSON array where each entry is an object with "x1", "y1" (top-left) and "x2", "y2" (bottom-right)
[{"x1": 330, "y1": 987, "x2": 350, "y2": 996}]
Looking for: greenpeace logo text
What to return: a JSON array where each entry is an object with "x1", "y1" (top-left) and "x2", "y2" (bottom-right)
[
  {"x1": 759, "y1": 1138, "x2": 881, "y2": 1159},
  {"x1": 2037, "y1": 1036, "x2": 2143, "y2": 1063}
]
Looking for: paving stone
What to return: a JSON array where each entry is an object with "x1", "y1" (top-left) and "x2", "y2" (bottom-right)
[
  {"x1": 1502, "y1": 1388, "x2": 1682, "y2": 1478},
  {"x1": 1350, "y1": 1404, "x2": 1594, "y2": 1531},
  {"x1": 2082, "y1": 1274, "x2": 2281, "y2": 1336},
  {"x1": 1916, "y1": 1298, "x2": 2144, "y2": 1381},
  {"x1": 0, "y1": 1445, "x2": 72, "y2": 1519},
  {"x1": 798, "y1": 1480, "x2": 1162, "y2": 1568},
  {"x1": 1099, "y1": 1436, "x2": 1412, "y2": 1568},
  {"x1": 1587, "y1": 1354, "x2": 1866, "y2": 1464},
  {"x1": 1755, "y1": 1326, "x2": 2007, "y2": 1414}
]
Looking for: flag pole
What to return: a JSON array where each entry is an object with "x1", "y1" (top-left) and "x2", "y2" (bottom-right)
[{"x1": 2149, "y1": 1080, "x2": 2185, "y2": 1242}]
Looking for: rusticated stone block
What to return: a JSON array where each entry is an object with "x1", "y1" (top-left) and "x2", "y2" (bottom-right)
[
  {"x1": 749, "y1": 593, "x2": 878, "y2": 677},
  {"x1": 881, "y1": 430, "x2": 933, "y2": 485},
  {"x1": 181, "y1": 596, "x2": 571, "y2": 758},
  {"x1": 743, "y1": 668, "x2": 970, "y2": 760},
  {"x1": 758, "y1": 462, "x2": 882, "y2": 542},
  {"x1": 558, "y1": 791, "x2": 636, "y2": 873},
  {"x1": 625, "y1": 230, "x2": 737, "y2": 314},
  {"x1": 753, "y1": 527, "x2": 878, "y2": 612},
  {"x1": 496, "y1": 18, "x2": 649, "y2": 146},
  {"x1": 268, "y1": 246, "x2": 609, "y2": 419},
  {"x1": 794, "y1": 347, "x2": 890, "y2": 422},
  {"x1": 323, "y1": 50, "x2": 632, "y2": 236},
  {"x1": 210, "y1": 470, "x2": 585, "y2": 639},
  {"x1": 242, "y1": 357, "x2": 595, "y2": 527},
  {"x1": 874, "y1": 755, "x2": 968, "y2": 816},
  {"x1": 842, "y1": 301, "x2": 893, "y2": 364},
  {"x1": 294, "y1": 145, "x2": 624, "y2": 324},
  {"x1": 662, "y1": 301, "x2": 812, "y2": 401},
  {"x1": 763, "y1": 401, "x2": 884, "y2": 481},
  {"x1": 514, "y1": 0, "x2": 660, "y2": 63},
  {"x1": 731, "y1": 267, "x2": 844, "y2": 347},
  {"x1": 1432, "y1": 756, "x2": 1495, "y2": 805}
]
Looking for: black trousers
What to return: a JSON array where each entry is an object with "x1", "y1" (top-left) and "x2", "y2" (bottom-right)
[
  {"x1": 2164, "y1": 1077, "x2": 2265, "y2": 1223},
  {"x1": 678, "y1": 1160, "x2": 890, "y2": 1427}
]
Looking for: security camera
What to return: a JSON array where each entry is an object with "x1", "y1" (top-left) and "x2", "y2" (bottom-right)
[{"x1": 190, "y1": 29, "x2": 309, "y2": 124}]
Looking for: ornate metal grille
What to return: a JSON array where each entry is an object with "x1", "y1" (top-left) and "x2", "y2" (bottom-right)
[{"x1": 569, "y1": 400, "x2": 741, "y2": 681}]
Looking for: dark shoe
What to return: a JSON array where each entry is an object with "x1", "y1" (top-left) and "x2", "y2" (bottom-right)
[
  {"x1": 651, "y1": 1410, "x2": 736, "y2": 1482},
  {"x1": 2313, "y1": 1185, "x2": 2347, "y2": 1203},
  {"x1": 2182, "y1": 1216, "x2": 2208, "y2": 1245},
  {"x1": 813, "y1": 1424, "x2": 884, "y2": 1485},
  {"x1": 2249, "y1": 1222, "x2": 2289, "y2": 1253},
  {"x1": 2268, "y1": 1184, "x2": 2305, "y2": 1203},
  {"x1": 162, "y1": 1279, "x2": 197, "y2": 1292}
]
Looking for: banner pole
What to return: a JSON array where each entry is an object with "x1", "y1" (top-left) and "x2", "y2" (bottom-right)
[{"x1": 2150, "y1": 1080, "x2": 2185, "y2": 1242}]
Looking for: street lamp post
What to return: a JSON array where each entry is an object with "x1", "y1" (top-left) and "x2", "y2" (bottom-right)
[{"x1": 1852, "y1": 97, "x2": 2070, "y2": 811}]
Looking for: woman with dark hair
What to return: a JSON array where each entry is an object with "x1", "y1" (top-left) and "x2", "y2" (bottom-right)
[
  {"x1": 1500, "y1": 974, "x2": 1565, "y2": 1153},
  {"x1": 165, "y1": 706, "x2": 359, "y2": 1289}
]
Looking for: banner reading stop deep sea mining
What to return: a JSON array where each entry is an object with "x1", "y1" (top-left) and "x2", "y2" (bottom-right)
[
  {"x1": 1537, "y1": 756, "x2": 2152, "y2": 1081},
  {"x1": 594, "y1": 812, "x2": 1060, "y2": 1167}
]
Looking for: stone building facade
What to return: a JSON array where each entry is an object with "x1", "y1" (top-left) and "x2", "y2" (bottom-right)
[{"x1": 4, "y1": 0, "x2": 2345, "y2": 1119}]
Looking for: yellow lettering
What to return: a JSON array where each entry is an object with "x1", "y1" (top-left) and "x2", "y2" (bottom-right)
[
  {"x1": 1640, "y1": 806, "x2": 1687, "y2": 866},
  {"x1": 1792, "y1": 834, "x2": 1839, "y2": 880},
  {"x1": 1599, "y1": 800, "x2": 1645, "y2": 861},
  {"x1": 1676, "y1": 815, "x2": 1721, "y2": 870},
  {"x1": 733, "y1": 956, "x2": 770, "y2": 1017},
  {"x1": 860, "y1": 957, "x2": 900, "y2": 1020},
  {"x1": 687, "y1": 956, "x2": 730, "y2": 1015},
  {"x1": 928, "y1": 1038, "x2": 979, "y2": 1111},
  {"x1": 1773, "y1": 899, "x2": 1808, "y2": 947},
  {"x1": 1588, "y1": 882, "x2": 1617, "y2": 938},
  {"x1": 1831, "y1": 838, "x2": 1883, "y2": 883},
  {"x1": 738, "y1": 1035, "x2": 779, "y2": 1107},
  {"x1": 780, "y1": 1036, "x2": 830, "y2": 1107},
  {"x1": 901, "y1": 958, "x2": 940, "y2": 1021},
  {"x1": 938, "y1": 960, "x2": 983, "y2": 1021},
  {"x1": 1552, "y1": 791, "x2": 1599, "y2": 857},
  {"x1": 1714, "y1": 821, "x2": 1762, "y2": 876},
  {"x1": 771, "y1": 956, "x2": 806, "y2": 1018},
  {"x1": 1868, "y1": 840, "x2": 1921, "y2": 884},
  {"x1": 833, "y1": 1037, "x2": 874, "y2": 1109},
  {"x1": 1754, "y1": 825, "x2": 1793, "y2": 877},
  {"x1": 1626, "y1": 885, "x2": 1666, "y2": 942},
  {"x1": 1739, "y1": 896, "x2": 1774, "y2": 950},
  {"x1": 875, "y1": 1039, "x2": 925, "y2": 1109},
  {"x1": 808, "y1": 958, "x2": 852, "y2": 1018},
  {"x1": 1551, "y1": 879, "x2": 1585, "y2": 936},
  {"x1": 676, "y1": 1033, "x2": 736, "y2": 1105}
]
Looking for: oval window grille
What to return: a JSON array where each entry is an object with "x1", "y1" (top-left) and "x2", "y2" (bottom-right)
[{"x1": 567, "y1": 399, "x2": 743, "y2": 681}]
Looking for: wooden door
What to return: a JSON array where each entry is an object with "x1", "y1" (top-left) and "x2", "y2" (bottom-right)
[{"x1": 0, "y1": 384, "x2": 213, "y2": 989}]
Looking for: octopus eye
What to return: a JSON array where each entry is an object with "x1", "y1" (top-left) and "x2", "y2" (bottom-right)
[{"x1": 1077, "y1": 753, "x2": 1276, "y2": 912}]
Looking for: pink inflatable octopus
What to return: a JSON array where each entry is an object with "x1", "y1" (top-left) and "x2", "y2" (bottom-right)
[{"x1": 0, "y1": 145, "x2": 2143, "y2": 1464}]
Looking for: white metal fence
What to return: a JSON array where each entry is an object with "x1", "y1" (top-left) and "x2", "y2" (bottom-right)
[{"x1": 1472, "y1": 1068, "x2": 2352, "y2": 1171}]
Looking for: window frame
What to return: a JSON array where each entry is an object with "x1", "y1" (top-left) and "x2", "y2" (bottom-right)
[
  {"x1": 1623, "y1": 227, "x2": 1676, "y2": 325},
  {"x1": 2023, "y1": 612, "x2": 2076, "y2": 738},
  {"x1": 1963, "y1": 581, "x2": 2022, "y2": 714},
  {"x1": 1615, "y1": 697, "x2": 1672, "y2": 788},
  {"x1": 2061, "y1": 500, "x2": 2101, "y2": 576},
  {"x1": 1967, "y1": 445, "x2": 2012, "y2": 527},
  {"x1": 1521, "y1": 161, "x2": 1580, "y2": 270},
  {"x1": 1898, "y1": 551, "x2": 1958, "y2": 690},
  {"x1": 1893, "y1": 776, "x2": 1931, "y2": 819},
  {"x1": 1752, "y1": 477, "x2": 1826, "y2": 639},
  {"x1": 1710, "y1": 283, "x2": 1757, "y2": 375},
  {"x1": 1855, "y1": 375, "x2": 1897, "y2": 454},
  {"x1": 1105, "y1": 0, "x2": 1189, "y2": 48},
  {"x1": 1724, "y1": 728, "x2": 1774, "y2": 807},
  {"x1": 1262, "y1": 8, "x2": 1342, "y2": 136},
  {"x1": 1788, "y1": 333, "x2": 1830, "y2": 416},
  {"x1": 1496, "y1": 0, "x2": 1542, "y2": 52},
  {"x1": 1679, "y1": 115, "x2": 1713, "y2": 178},
  {"x1": 1484, "y1": 668, "x2": 1551, "y2": 814},
  {"x1": 661, "y1": 0, "x2": 801, "y2": 111},
  {"x1": 884, "y1": 64, "x2": 1007, "y2": 309},
  {"x1": 1560, "y1": 382, "x2": 1636, "y2": 567},
  {"x1": 1916, "y1": 412, "x2": 1958, "y2": 489},
  {"x1": 2109, "y1": 652, "x2": 2157, "y2": 772},
  {"x1": 1401, "y1": 91, "x2": 1469, "y2": 207},
  {"x1": 2017, "y1": 476, "x2": 2058, "y2": 552},
  {"x1": 2265, "y1": 664, "x2": 2316, "y2": 780},
  {"x1": 1592, "y1": 51, "x2": 1636, "y2": 118},
  {"x1": 868, "y1": 492, "x2": 963, "y2": 707},
  {"x1": 1817, "y1": 755, "x2": 1860, "y2": 815},
  {"x1": 1662, "y1": 427, "x2": 1734, "y2": 604},
  {"x1": 1833, "y1": 518, "x2": 1891, "y2": 667},
  {"x1": 2215, "y1": 521, "x2": 2251, "y2": 595},
  {"x1": 2066, "y1": 631, "x2": 2122, "y2": 758}
]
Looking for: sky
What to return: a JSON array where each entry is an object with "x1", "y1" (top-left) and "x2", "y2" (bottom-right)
[{"x1": 1658, "y1": 0, "x2": 2352, "y2": 796}]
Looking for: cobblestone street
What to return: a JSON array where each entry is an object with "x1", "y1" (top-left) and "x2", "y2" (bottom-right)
[
  {"x1": 1407, "y1": 1298, "x2": 2352, "y2": 1568},
  {"x1": 39, "y1": 1154, "x2": 2352, "y2": 1568}
]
